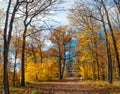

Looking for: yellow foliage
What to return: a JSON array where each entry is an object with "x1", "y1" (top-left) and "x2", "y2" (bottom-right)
[{"x1": 25, "y1": 58, "x2": 58, "y2": 81}]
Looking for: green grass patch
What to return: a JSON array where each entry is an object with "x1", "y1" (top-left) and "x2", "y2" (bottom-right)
[{"x1": 108, "y1": 91, "x2": 113, "y2": 94}]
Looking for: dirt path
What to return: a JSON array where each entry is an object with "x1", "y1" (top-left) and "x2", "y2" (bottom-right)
[
  {"x1": 0, "y1": 78, "x2": 120, "y2": 94},
  {"x1": 31, "y1": 83, "x2": 107, "y2": 94},
  {"x1": 28, "y1": 78, "x2": 120, "y2": 94}
]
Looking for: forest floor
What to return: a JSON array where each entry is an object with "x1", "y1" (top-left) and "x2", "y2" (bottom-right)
[{"x1": 0, "y1": 77, "x2": 120, "y2": 94}]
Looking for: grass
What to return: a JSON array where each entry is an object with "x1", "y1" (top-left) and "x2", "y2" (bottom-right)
[
  {"x1": 108, "y1": 92, "x2": 114, "y2": 94},
  {"x1": 86, "y1": 80, "x2": 120, "y2": 87},
  {"x1": 112, "y1": 81, "x2": 120, "y2": 87},
  {"x1": 86, "y1": 80, "x2": 110, "y2": 88},
  {"x1": 0, "y1": 84, "x2": 43, "y2": 94},
  {"x1": 85, "y1": 80, "x2": 120, "y2": 94},
  {"x1": 31, "y1": 90, "x2": 42, "y2": 94}
]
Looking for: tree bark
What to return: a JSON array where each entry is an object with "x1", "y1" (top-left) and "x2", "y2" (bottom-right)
[
  {"x1": 102, "y1": 0, "x2": 119, "y2": 80},
  {"x1": 61, "y1": 45, "x2": 66, "y2": 78},
  {"x1": 39, "y1": 45, "x2": 43, "y2": 63},
  {"x1": 103, "y1": 25, "x2": 112, "y2": 83},
  {"x1": 92, "y1": 60, "x2": 97, "y2": 80},
  {"x1": 98, "y1": 4, "x2": 113, "y2": 83},
  {"x1": 58, "y1": 44, "x2": 62, "y2": 79},
  {"x1": 114, "y1": 0, "x2": 120, "y2": 14},
  {"x1": 3, "y1": 0, "x2": 11, "y2": 93},
  {"x1": 21, "y1": 2, "x2": 29, "y2": 86},
  {"x1": 94, "y1": 40, "x2": 100, "y2": 80},
  {"x1": 31, "y1": 43, "x2": 37, "y2": 63},
  {"x1": 3, "y1": 46, "x2": 9, "y2": 94},
  {"x1": 3, "y1": 0, "x2": 19, "y2": 93},
  {"x1": 13, "y1": 50, "x2": 18, "y2": 86},
  {"x1": 21, "y1": 27, "x2": 27, "y2": 86}
]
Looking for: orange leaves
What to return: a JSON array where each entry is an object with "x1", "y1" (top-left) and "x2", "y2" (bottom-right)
[{"x1": 50, "y1": 26, "x2": 73, "y2": 46}]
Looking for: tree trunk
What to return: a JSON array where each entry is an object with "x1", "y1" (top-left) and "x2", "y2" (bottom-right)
[
  {"x1": 61, "y1": 45, "x2": 66, "y2": 78},
  {"x1": 96, "y1": 52, "x2": 100, "y2": 80},
  {"x1": 94, "y1": 41, "x2": 100, "y2": 80},
  {"x1": 114, "y1": 0, "x2": 120, "y2": 14},
  {"x1": 59, "y1": 59, "x2": 62, "y2": 79},
  {"x1": 92, "y1": 61, "x2": 97, "y2": 80},
  {"x1": 58, "y1": 43, "x2": 62, "y2": 79},
  {"x1": 3, "y1": 0, "x2": 11, "y2": 93},
  {"x1": 104, "y1": 32, "x2": 112, "y2": 83},
  {"x1": 102, "y1": 0, "x2": 119, "y2": 80},
  {"x1": 39, "y1": 45, "x2": 43, "y2": 63},
  {"x1": 3, "y1": 0, "x2": 19, "y2": 93},
  {"x1": 3, "y1": 45, "x2": 10, "y2": 94},
  {"x1": 31, "y1": 44, "x2": 37, "y2": 63},
  {"x1": 21, "y1": 26, "x2": 27, "y2": 86},
  {"x1": 101, "y1": 62, "x2": 105, "y2": 80},
  {"x1": 13, "y1": 50, "x2": 18, "y2": 86},
  {"x1": 99, "y1": 6, "x2": 113, "y2": 83}
]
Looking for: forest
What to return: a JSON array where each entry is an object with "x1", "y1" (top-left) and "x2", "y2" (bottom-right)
[{"x1": 0, "y1": 0, "x2": 120, "y2": 94}]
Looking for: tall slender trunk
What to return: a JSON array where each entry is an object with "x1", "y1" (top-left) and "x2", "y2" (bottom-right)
[
  {"x1": 96, "y1": 52, "x2": 100, "y2": 80},
  {"x1": 98, "y1": 6, "x2": 113, "y2": 83},
  {"x1": 102, "y1": 0, "x2": 119, "y2": 80},
  {"x1": 58, "y1": 43, "x2": 62, "y2": 79},
  {"x1": 61, "y1": 45, "x2": 66, "y2": 78},
  {"x1": 114, "y1": 0, "x2": 120, "y2": 14},
  {"x1": 90, "y1": 40, "x2": 97, "y2": 80},
  {"x1": 92, "y1": 61, "x2": 97, "y2": 80},
  {"x1": 3, "y1": 0, "x2": 11, "y2": 92},
  {"x1": 13, "y1": 50, "x2": 18, "y2": 86},
  {"x1": 21, "y1": 2, "x2": 30, "y2": 86},
  {"x1": 31, "y1": 44, "x2": 37, "y2": 63},
  {"x1": 21, "y1": 26, "x2": 27, "y2": 86},
  {"x1": 94, "y1": 41, "x2": 100, "y2": 80},
  {"x1": 3, "y1": 46, "x2": 9, "y2": 94},
  {"x1": 89, "y1": 16, "x2": 100, "y2": 80},
  {"x1": 90, "y1": 32, "x2": 98, "y2": 80},
  {"x1": 39, "y1": 45, "x2": 43, "y2": 63},
  {"x1": 3, "y1": 0, "x2": 19, "y2": 93},
  {"x1": 101, "y1": 62, "x2": 105, "y2": 80},
  {"x1": 104, "y1": 32, "x2": 112, "y2": 83}
]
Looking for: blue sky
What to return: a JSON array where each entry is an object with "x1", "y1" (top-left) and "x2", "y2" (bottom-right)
[
  {"x1": 29, "y1": 0, "x2": 75, "y2": 29},
  {"x1": 0, "y1": 0, "x2": 76, "y2": 50},
  {"x1": 44, "y1": 0, "x2": 75, "y2": 27},
  {"x1": 0, "y1": 0, "x2": 75, "y2": 27}
]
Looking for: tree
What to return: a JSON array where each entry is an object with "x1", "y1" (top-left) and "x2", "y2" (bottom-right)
[
  {"x1": 68, "y1": 4, "x2": 102, "y2": 80},
  {"x1": 11, "y1": 28, "x2": 21, "y2": 86},
  {"x1": 113, "y1": 0, "x2": 120, "y2": 13},
  {"x1": 26, "y1": 28, "x2": 45, "y2": 63},
  {"x1": 18, "y1": 0, "x2": 62, "y2": 86},
  {"x1": 100, "y1": 0, "x2": 120, "y2": 81},
  {"x1": 68, "y1": 0, "x2": 120, "y2": 83},
  {"x1": 3, "y1": 0, "x2": 20, "y2": 93},
  {"x1": 0, "y1": 29, "x2": 3, "y2": 84},
  {"x1": 49, "y1": 26, "x2": 74, "y2": 79},
  {"x1": 93, "y1": 0, "x2": 113, "y2": 83}
]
